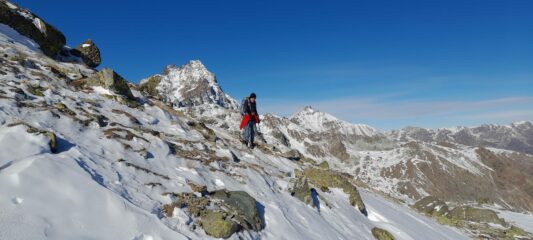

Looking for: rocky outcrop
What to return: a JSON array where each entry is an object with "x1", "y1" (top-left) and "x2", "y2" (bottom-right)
[
  {"x1": 73, "y1": 39, "x2": 101, "y2": 68},
  {"x1": 0, "y1": 1, "x2": 66, "y2": 57},
  {"x1": 371, "y1": 227, "x2": 395, "y2": 240},
  {"x1": 200, "y1": 210, "x2": 239, "y2": 238},
  {"x1": 162, "y1": 190, "x2": 264, "y2": 239},
  {"x1": 11, "y1": 122, "x2": 58, "y2": 153},
  {"x1": 410, "y1": 196, "x2": 533, "y2": 239},
  {"x1": 85, "y1": 68, "x2": 134, "y2": 100},
  {"x1": 448, "y1": 206, "x2": 506, "y2": 226},
  {"x1": 292, "y1": 167, "x2": 367, "y2": 215},
  {"x1": 290, "y1": 177, "x2": 313, "y2": 206},
  {"x1": 210, "y1": 190, "x2": 264, "y2": 232},
  {"x1": 138, "y1": 75, "x2": 162, "y2": 99},
  {"x1": 412, "y1": 196, "x2": 450, "y2": 216}
]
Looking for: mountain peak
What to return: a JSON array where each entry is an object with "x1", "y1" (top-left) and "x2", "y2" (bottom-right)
[
  {"x1": 140, "y1": 60, "x2": 238, "y2": 109},
  {"x1": 186, "y1": 59, "x2": 206, "y2": 69},
  {"x1": 300, "y1": 105, "x2": 316, "y2": 114}
]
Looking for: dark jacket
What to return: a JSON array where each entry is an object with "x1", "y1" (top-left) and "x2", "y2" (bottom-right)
[{"x1": 242, "y1": 98, "x2": 258, "y2": 116}]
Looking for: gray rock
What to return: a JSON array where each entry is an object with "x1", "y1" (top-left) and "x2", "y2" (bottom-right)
[
  {"x1": 73, "y1": 39, "x2": 101, "y2": 68},
  {"x1": 85, "y1": 68, "x2": 134, "y2": 100},
  {"x1": 290, "y1": 177, "x2": 313, "y2": 206},
  {"x1": 211, "y1": 190, "x2": 264, "y2": 232},
  {"x1": 200, "y1": 210, "x2": 239, "y2": 239},
  {"x1": 0, "y1": 1, "x2": 66, "y2": 57}
]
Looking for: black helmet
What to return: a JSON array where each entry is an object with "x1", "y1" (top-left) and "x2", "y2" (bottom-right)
[{"x1": 250, "y1": 92, "x2": 257, "y2": 99}]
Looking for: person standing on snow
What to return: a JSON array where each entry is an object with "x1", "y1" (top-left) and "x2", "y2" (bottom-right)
[{"x1": 240, "y1": 93, "x2": 260, "y2": 148}]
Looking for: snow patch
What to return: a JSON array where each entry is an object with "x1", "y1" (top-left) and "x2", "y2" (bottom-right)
[
  {"x1": 6, "y1": 1, "x2": 18, "y2": 9},
  {"x1": 11, "y1": 197, "x2": 23, "y2": 205},
  {"x1": 92, "y1": 86, "x2": 115, "y2": 96}
]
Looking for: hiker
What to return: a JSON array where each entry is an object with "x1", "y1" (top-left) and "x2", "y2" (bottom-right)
[{"x1": 240, "y1": 93, "x2": 260, "y2": 148}]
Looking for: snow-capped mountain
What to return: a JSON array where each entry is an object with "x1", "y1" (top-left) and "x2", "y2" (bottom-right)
[
  {"x1": 139, "y1": 60, "x2": 239, "y2": 109},
  {"x1": 1, "y1": 1, "x2": 532, "y2": 239},
  {"x1": 390, "y1": 121, "x2": 533, "y2": 154},
  {"x1": 291, "y1": 106, "x2": 380, "y2": 137},
  {"x1": 258, "y1": 107, "x2": 533, "y2": 213}
]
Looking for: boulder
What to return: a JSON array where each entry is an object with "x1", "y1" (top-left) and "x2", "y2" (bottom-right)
[
  {"x1": 43, "y1": 131, "x2": 57, "y2": 153},
  {"x1": 371, "y1": 227, "x2": 395, "y2": 240},
  {"x1": 290, "y1": 177, "x2": 313, "y2": 205},
  {"x1": 211, "y1": 190, "x2": 264, "y2": 231},
  {"x1": 25, "y1": 126, "x2": 57, "y2": 153},
  {"x1": 0, "y1": 1, "x2": 66, "y2": 57},
  {"x1": 85, "y1": 68, "x2": 134, "y2": 100},
  {"x1": 161, "y1": 192, "x2": 210, "y2": 218},
  {"x1": 301, "y1": 167, "x2": 367, "y2": 215},
  {"x1": 200, "y1": 210, "x2": 239, "y2": 239},
  {"x1": 73, "y1": 39, "x2": 101, "y2": 68},
  {"x1": 162, "y1": 190, "x2": 264, "y2": 239}
]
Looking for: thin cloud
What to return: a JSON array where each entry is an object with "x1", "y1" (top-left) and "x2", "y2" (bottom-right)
[{"x1": 260, "y1": 96, "x2": 533, "y2": 129}]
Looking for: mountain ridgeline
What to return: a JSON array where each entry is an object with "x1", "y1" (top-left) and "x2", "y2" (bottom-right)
[{"x1": 1, "y1": 1, "x2": 532, "y2": 239}]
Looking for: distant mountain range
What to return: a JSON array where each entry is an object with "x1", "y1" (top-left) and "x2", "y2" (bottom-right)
[{"x1": 1, "y1": 1, "x2": 532, "y2": 239}]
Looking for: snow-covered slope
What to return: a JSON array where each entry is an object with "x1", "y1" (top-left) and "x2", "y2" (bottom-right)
[
  {"x1": 0, "y1": 17, "x2": 474, "y2": 240},
  {"x1": 1, "y1": 2, "x2": 532, "y2": 239},
  {"x1": 140, "y1": 60, "x2": 239, "y2": 109}
]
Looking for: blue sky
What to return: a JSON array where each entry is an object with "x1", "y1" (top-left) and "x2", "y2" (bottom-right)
[{"x1": 14, "y1": 0, "x2": 533, "y2": 130}]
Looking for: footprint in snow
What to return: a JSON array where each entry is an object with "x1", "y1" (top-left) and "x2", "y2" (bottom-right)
[
  {"x1": 132, "y1": 234, "x2": 154, "y2": 240},
  {"x1": 214, "y1": 179, "x2": 225, "y2": 187},
  {"x1": 367, "y1": 210, "x2": 390, "y2": 223},
  {"x1": 12, "y1": 197, "x2": 23, "y2": 205}
]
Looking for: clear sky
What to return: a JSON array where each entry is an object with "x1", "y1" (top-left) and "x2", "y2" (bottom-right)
[{"x1": 13, "y1": 0, "x2": 533, "y2": 130}]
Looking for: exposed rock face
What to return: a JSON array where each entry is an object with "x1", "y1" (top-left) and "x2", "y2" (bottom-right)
[
  {"x1": 138, "y1": 75, "x2": 162, "y2": 99},
  {"x1": 356, "y1": 140, "x2": 533, "y2": 212},
  {"x1": 294, "y1": 167, "x2": 367, "y2": 215},
  {"x1": 391, "y1": 121, "x2": 533, "y2": 154},
  {"x1": 210, "y1": 190, "x2": 264, "y2": 232},
  {"x1": 24, "y1": 124, "x2": 57, "y2": 153},
  {"x1": 139, "y1": 60, "x2": 238, "y2": 109},
  {"x1": 200, "y1": 210, "x2": 239, "y2": 239},
  {"x1": 73, "y1": 39, "x2": 101, "y2": 68},
  {"x1": 411, "y1": 196, "x2": 531, "y2": 239},
  {"x1": 475, "y1": 147, "x2": 533, "y2": 211},
  {"x1": 0, "y1": 0, "x2": 66, "y2": 57},
  {"x1": 290, "y1": 177, "x2": 313, "y2": 206},
  {"x1": 448, "y1": 206, "x2": 506, "y2": 226},
  {"x1": 85, "y1": 68, "x2": 134, "y2": 100},
  {"x1": 371, "y1": 227, "x2": 395, "y2": 240},
  {"x1": 162, "y1": 190, "x2": 264, "y2": 239},
  {"x1": 412, "y1": 196, "x2": 449, "y2": 216}
]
